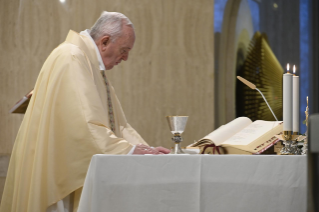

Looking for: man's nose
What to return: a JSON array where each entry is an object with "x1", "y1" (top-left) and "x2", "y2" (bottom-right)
[{"x1": 122, "y1": 53, "x2": 129, "y2": 61}]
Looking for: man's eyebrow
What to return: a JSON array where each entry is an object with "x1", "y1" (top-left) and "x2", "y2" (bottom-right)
[{"x1": 121, "y1": 47, "x2": 131, "y2": 52}]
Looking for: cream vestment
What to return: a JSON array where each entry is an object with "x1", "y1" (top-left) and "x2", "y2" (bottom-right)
[{"x1": 0, "y1": 30, "x2": 147, "y2": 212}]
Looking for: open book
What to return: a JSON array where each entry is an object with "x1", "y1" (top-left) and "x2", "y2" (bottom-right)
[{"x1": 190, "y1": 117, "x2": 283, "y2": 154}]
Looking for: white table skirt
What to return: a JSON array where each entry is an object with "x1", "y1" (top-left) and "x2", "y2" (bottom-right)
[{"x1": 78, "y1": 155, "x2": 307, "y2": 212}]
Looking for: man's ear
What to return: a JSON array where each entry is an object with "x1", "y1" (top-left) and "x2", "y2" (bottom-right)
[
  {"x1": 100, "y1": 36, "x2": 110, "y2": 50},
  {"x1": 96, "y1": 36, "x2": 110, "y2": 52}
]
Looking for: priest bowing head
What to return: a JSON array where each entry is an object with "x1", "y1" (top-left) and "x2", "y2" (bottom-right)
[
  {"x1": 0, "y1": 11, "x2": 170, "y2": 212},
  {"x1": 90, "y1": 12, "x2": 135, "y2": 70}
]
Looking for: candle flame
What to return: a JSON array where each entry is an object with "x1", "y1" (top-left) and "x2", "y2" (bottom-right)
[
  {"x1": 287, "y1": 63, "x2": 290, "y2": 73},
  {"x1": 293, "y1": 65, "x2": 296, "y2": 74}
]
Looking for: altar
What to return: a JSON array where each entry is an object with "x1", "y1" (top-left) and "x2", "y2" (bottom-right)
[{"x1": 78, "y1": 155, "x2": 306, "y2": 212}]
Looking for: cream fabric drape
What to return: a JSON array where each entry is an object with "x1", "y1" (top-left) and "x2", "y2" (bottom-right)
[{"x1": 0, "y1": 30, "x2": 147, "y2": 212}]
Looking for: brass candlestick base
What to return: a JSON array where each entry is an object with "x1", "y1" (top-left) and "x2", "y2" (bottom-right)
[
  {"x1": 275, "y1": 131, "x2": 301, "y2": 155},
  {"x1": 298, "y1": 134, "x2": 308, "y2": 155},
  {"x1": 283, "y1": 131, "x2": 292, "y2": 140}
]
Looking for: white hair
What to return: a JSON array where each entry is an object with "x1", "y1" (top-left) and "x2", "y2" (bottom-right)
[{"x1": 90, "y1": 11, "x2": 134, "y2": 42}]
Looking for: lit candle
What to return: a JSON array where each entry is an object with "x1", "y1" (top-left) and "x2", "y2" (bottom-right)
[
  {"x1": 283, "y1": 64, "x2": 293, "y2": 131},
  {"x1": 293, "y1": 65, "x2": 299, "y2": 133}
]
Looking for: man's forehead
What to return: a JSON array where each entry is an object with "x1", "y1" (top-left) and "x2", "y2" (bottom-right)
[
  {"x1": 119, "y1": 28, "x2": 135, "y2": 48},
  {"x1": 123, "y1": 25, "x2": 135, "y2": 37}
]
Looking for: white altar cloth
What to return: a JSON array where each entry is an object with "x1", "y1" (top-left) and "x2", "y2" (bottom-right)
[{"x1": 78, "y1": 155, "x2": 306, "y2": 212}]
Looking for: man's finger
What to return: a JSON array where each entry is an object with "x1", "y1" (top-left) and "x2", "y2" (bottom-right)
[{"x1": 154, "y1": 146, "x2": 171, "y2": 154}]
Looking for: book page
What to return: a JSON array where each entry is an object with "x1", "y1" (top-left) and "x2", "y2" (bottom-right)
[
  {"x1": 222, "y1": 120, "x2": 282, "y2": 146},
  {"x1": 201, "y1": 117, "x2": 252, "y2": 146}
]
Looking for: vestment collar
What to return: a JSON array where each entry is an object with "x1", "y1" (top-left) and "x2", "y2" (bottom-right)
[
  {"x1": 65, "y1": 30, "x2": 100, "y2": 71},
  {"x1": 80, "y1": 29, "x2": 106, "y2": 71}
]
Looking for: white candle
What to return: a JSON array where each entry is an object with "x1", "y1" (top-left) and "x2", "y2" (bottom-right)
[
  {"x1": 283, "y1": 64, "x2": 293, "y2": 131},
  {"x1": 293, "y1": 65, "x2": 299, "y2": 133}
]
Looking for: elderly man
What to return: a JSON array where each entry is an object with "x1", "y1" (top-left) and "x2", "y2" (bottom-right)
[{"x1": 1, "y1": 11, "x2": 170, "y2": 212}]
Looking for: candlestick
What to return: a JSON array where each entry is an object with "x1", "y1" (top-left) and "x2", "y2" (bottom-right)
[
  {"x1": 293, "y1": 65, "x2": 299, "y2": 134},
  {"x1": 306, "y1": 96, "x2": 309, "y2": 118},
  {"x1": 301, "y1": 96, "x2": 309, "y2": 155},
  {"x1": 283, "y1": 68, "x2": 293, "y2": 132}
]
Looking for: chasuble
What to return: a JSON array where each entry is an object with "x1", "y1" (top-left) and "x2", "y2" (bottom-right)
[{"x1": 0, "y1": 30, "x2": 147, "y2": 212}]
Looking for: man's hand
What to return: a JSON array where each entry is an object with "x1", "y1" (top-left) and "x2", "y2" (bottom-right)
[
  {"x1": 153, "y1": 146, "x2": 171, "y2": 154},
  {"x1": 132, "y1": 144, "x2": 171, "y2": 155}
]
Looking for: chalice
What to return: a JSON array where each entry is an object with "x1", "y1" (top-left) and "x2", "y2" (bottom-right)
[{"x1": 166, "y1": 116, "x2": 188, "y2": 154}]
